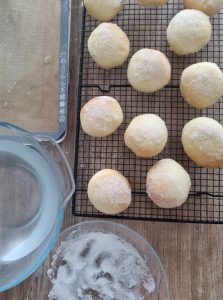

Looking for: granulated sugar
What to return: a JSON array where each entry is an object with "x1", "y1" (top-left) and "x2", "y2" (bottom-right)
[{"x1": 47, "y1": 231, "x2": 155, "y2": 300}]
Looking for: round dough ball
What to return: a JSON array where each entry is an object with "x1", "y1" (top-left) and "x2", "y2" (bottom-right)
[
  {"x1": 146, "y1": 159, "x2": 191, "y2": 208},
  {"x1": 80, "y1": 96, "x2": 123, "y2": 138},
  {"x1": 124, "y1": 114, "x2": 168, "y2": 157},
  {"x1": 182, "y1": 117, "x2": 223, "y2": 168},
  {"x1": 88, "y1": 169, "x2": 131, "y2": 214},
  {"x1": 127, "y1": 49, "x2": 171, "y2": 93},
  {"x1": 180, "y1": 62, "x2": 223, "y2": 109},
  {"x1": 88, "y1": 23, "x2": 130, "y2": 69},
  {"x1": 84, "y1": 0, "x2": 125, "y2": 21},
  {"x1": 138, "y1": 0, "x2": 168, "y2": 7},
  {"x1": 167, "y1": 9, "x2": 212, "y2": 55},
  {"x1": 184, "y1": 0, "x2": 223, "y2": 16}
]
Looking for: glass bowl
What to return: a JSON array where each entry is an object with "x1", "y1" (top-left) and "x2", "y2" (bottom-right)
[
  {"x1": 46, "y1": 221, "x2": 170, "y2": 300},
  {"x1": 0, "y1": 122, "x2": 75, "y2": 292}
]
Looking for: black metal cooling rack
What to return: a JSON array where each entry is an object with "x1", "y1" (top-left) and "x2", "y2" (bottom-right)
[{"x1": 73, "y1": 0, "x2": 223, "y2": 223}]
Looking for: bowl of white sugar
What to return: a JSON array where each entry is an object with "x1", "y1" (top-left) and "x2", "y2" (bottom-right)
[{"x1": 47, "y1": 221, "x2": 170, "y2": 300}]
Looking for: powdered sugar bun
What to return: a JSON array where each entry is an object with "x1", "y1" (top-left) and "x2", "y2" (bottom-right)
[
  {"x1": 88, "y1": 23, "x2": 130, "y2": 69},
  {"x1": 88, "y1": 169, "x2": 132, "y2": 214},
  {"x1": 146, "y1": 159, "x2": 191, "y2": 208},
  {"x1": 124, "y1": 114, "x2": 168, "y2": 157},
  {"x1": 127, "y1": 49, "x2": 171, "y2": 93},
  {"x1": 80, "y1": 96, "x2": 123, "y2": 138},
  {"x1": 180, "y1": 62, "x2": 223, "y2": 109},
  {"x1": 182, "y1": 117, "x2": 223, "y2": 168},
  {"x1": 167, "y1": 9, "x2": 212, "y2": 55},
  {"x1": 84, "y1": 0, "x2": 125, "y2": 21}
]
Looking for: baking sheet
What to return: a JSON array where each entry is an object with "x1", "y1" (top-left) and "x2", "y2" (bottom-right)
[{"x1": 0, "y1": 0, "x2": 70, "y2": 140}]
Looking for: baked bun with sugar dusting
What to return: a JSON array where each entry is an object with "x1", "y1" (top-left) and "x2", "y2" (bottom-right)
[
  {"x1": 182, "y1": 117, "x2": 223, "y2": 168},
  {"x1": 146, "y1": 159, "x2": 191, "y2": 208},
  {"x1": 84, "y1": 0, "x2": 125, "y2": 21},
  {"x1": 127, "y1": 49, "x2": 171, "y2": 93},
  {"x1": 184, "y1": 0, "x2": 223, "y2": 17},
  {"x1": 167, "y1": 9, "x2": 212, "y2": 55},
  {"x1": 80, "y1": 96, "x2": 123, "y2": 138},
  {"x1": 124, "y1": 114, "x2": 168, "y2": 157},
  {"x1": 88, "y1": 23, "x2": 130, "y2": 69},
  {"x1": 180, "y1": 62, "x2": 223, "y2": 109},
  {"x1": 88, "y1": 169, "x2": 132, "y2": 214},
  {"x1": 138, "y1": 0, "x2": 168, "y2": 7}
]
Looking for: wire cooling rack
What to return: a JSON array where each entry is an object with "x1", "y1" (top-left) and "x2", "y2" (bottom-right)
[{"x1": 73, "y1": 0, "x2": 223, "y2": 223}]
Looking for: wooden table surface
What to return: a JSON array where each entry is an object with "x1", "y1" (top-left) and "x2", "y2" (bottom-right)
[{"x1": 1, "y1": 1, "x2": 223, "y2": 299}]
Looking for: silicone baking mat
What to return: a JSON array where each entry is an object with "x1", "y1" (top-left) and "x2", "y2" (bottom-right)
[
  {"x1": 73, "y1": 0, "x2": 223, "y2": 223},
  {"x1": 0, "y1": 0, "x2": 70, "y2": 141}
]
